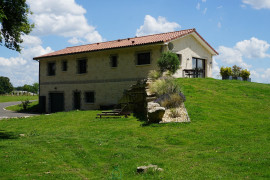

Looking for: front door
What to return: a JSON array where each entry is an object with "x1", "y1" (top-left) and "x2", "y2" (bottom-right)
[
  {"x1": 192, "y1": 57, "x2": 205, "y2": 78},
  {"x1": 73, "y1": 91, "x2": 81, "y2": 110},
  {"x1": 49, "y1": 93, "x2": 64, "y2": 113}
]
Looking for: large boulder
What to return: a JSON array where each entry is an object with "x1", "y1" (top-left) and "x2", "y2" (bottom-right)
[{"x1": 147, "y1": 102, "x2": 165, "y2": 123}]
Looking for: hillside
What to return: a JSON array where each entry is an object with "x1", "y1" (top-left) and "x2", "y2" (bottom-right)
[{"x1": 0, "y1": 78, "x2": 269, "y2": 179}]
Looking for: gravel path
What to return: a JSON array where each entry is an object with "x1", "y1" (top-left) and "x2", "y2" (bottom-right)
[{"x1": 0, "y1": 101, "x2": 39, "y2": 120}]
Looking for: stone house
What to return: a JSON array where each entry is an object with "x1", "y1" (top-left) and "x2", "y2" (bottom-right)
[{"x1": 33, "y1": 28, "x2": 218, "y2": 113}]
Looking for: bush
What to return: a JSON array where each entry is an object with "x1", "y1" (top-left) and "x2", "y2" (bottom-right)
[
  {"x1": 149, "y1": 78, "x2": 181, "y2": 96},
  {"x1": 220, "y1": 67, "x2": 232, "y2": 79},
  {"x1": 148, "y1": 70, "x2": 161, "y2": 80},
  {"x1": 240, "y1": 69, "x2": 250, "y2": 80},
  {"x1": 20, "y1": 100, "x2": 31, "y2": 111},
  {"x1": 160, "y1": 93, "x2": 184, "y2": 108},
  {"x1": 157, "y1": 51, "x2": 180, "y2": 74},
  {"x1": 232, "y1": 65, "x2": 242, "y2": 78}
]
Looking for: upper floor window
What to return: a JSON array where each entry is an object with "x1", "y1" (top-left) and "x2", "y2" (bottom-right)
[
  {"x1": 137, "y1": 52, "x2": 150, "y2": 65},
  {"x1": 62, "y1": 60, "x2": 67, "y2": 71},
  {"x1": 47, "y1": 62, "x2": 56, "y2": 76},
  {"x1": 77, "y1": 59, "x2": 87, "y2": 74},
  {"x1": 110, "y1": 55, "x2": 118, "y2": 68}
]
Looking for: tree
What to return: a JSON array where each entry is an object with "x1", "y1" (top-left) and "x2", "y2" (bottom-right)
[
  {"x1": 157, "y1": 51, "x2": 180, "y2": 74},
  {"x1": 0, "y1": 0, "x2": 34, "y2": 52},
  {"x1": 0, "y1": 76, "x2": 13, "y2": 94},
  {"x1": 232, "y1": 65, "x2": 242, "y2": 78}
]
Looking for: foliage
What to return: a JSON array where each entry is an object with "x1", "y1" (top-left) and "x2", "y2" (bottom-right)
[
  {"x1": 0, "y1": 0, "x2": 34, "y2": 52},
  {"x1": 148, "y1": 70, "x2": 161, "y2": 80},
  {"x1": 159, "y1": 93, "x2": 184, "y2": 109},
  {"x1": 240, "y1": 69, "x2": 251, "y2": 80},
  {"x1": 170, "y1": 108, "x2": 180, "y2": 118},
  {"x1": 20, "y1": 99, "x2": 31, "y2": 111},
  {"x1": 149, "y1": 78, "x2": 181, "y2": 96},
  {"x1": 157, "y1": 51, "x2": 180, "y2": 74},
  {"x1": 6, "y1": 100, "x2": 38, "y2": 113},
  {"x1": 0, "y1": 76, "x2": 13, "y2": 94},
  {"x1": 0, "y1": 78, "x2": 270, "y2": 179},
  {"x1": 232, "y1": 65, "x2": 242, "y2": 78},
  {"x1": 220, "y1": 66, "x2": 232, "y2": 77},
  {"x1": 15, "y1": 83, "x2": 39, "y2": 94}
]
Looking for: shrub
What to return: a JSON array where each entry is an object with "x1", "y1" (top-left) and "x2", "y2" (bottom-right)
[
  {"x1": 220, "y1": 66, "x2": 232, "y2": 79},
  {"x1": 149, "y1": 78, "x2": 181, "y2": 96},
  {"x1": 232, "y1": 65, "x2": 242, "y2": 78},
  {"x1": 160, "y1": 93, "x2": 184, "y2": 108},
  {"x1": 148, "y1": 70, "x2": 161, "y2": 80},
  {"x1": 240, "y1": 69, "x2": 250, "y2": 80},
  {"x1": 157, "y1": 51, "x2": 180, "y2": 74},
  {"x1": 170, "y1": 108, "x2": 180, "y2": 118},
  {"x1": 20, "y1": 100, "x2": 31, "y2": 111}
]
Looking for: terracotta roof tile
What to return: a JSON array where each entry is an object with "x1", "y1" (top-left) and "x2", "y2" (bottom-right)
[{"x1": 34, "y1": 28, "x2": 217, "y2": 59}]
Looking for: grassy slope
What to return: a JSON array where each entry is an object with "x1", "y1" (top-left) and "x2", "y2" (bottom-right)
[
  {"x1": 0, "y1": 95, "x2": 38, "y2": 103},
  {"x1": 0, "y1": 79, "x2": 269, "y2": 179}
]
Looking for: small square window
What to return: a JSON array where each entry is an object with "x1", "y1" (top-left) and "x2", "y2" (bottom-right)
[
  {"x1": 137, "y1": 52, "x2": 150, "y2": 65},
  {"x1": 77, "y1": 59, "x2": 87, "y2": 74},
  {"x1": 85, "y1": 91, "x2": 95, "y2": 103},
  {"x1": 48, "y1": 62, "x2": 56, "y2": 76},
  {"x1": 62, "y1": 61, "x2": 67, "y2": 71},
  {"x1": 110, "y1": 55, "x2": 118, "y2": 67}
]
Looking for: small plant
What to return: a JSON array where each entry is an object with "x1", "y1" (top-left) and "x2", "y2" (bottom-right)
[
  {"x1": 240, "y1": 69, "x2": 250, "y2": 81},
  {"x1": 157, "y1": 51, "x2": 180, "y2": 74},
  {"x1": 220, "y1": 66, "x2": 232, "y2": 79},
  {"x1": 160, "y1": 93, "x2": 184, "y2": 108},
  {"x1": 149, "y1": 79, "x2": 181, "y2": 96},
  {"x1": 170, "y1": 108, "x2": 180, "y2": 118},
  {"x1": 232, "y1": 65, "x2": 242, "y2": 78},
  {"x1": 148, "y1": 70, "x2": 161, "y2": 80},
  {"x1": 20, "y1": 99, "x2": 31, "y2": 111}
]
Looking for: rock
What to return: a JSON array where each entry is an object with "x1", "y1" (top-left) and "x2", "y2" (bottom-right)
[
  {"x1": 137, "y1": 164, "x2": 164, "y2": 173},
  {"x1": 147, "y1": 102, "x2": 165, "y2": 123},
  {"x1": 19, "y1": 134, "x2": 25, "y2": 137}
]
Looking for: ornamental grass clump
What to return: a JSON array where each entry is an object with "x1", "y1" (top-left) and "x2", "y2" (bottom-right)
[
  {"x1": 149, "y1": 78, "x2": 181, "y2": 96},
  {"x1": 158, "y1": 93, "x2": 185, "y2": 109},
  {"x1": 148, "y1": 70, "x2": 161, "y2": 80}
]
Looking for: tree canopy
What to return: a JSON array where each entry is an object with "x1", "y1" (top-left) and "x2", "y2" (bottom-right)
[
  {"x1": 0, "y1": 76, "x2": 13, "y2": 94},
  {"x1": 0, "y1": 0, "x2": 34, "y2": 52},
  {"x1": 157, "y1": 51, "x2": 180, "y2": 74}
]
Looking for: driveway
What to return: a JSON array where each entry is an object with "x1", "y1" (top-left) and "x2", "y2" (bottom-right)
[{"x1": 0, "y1": 101, "x2": 39, "y2": 120}]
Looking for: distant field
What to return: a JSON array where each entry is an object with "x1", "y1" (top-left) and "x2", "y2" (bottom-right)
[
  {"x1": 0, "y1": 95, "x2": 38, "y2": 103},
  {"x1": 0, "y1": 78, "x2": 269, "y2": 179}
]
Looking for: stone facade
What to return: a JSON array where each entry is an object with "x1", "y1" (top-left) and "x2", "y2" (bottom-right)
[{"x1": 38, "y1": 34, "x2": 214, "y2": 113}]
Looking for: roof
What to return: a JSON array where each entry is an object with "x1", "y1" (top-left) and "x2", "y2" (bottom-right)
[{"x1": 33, "y1": 28, "x2": 218, "y2": 60}]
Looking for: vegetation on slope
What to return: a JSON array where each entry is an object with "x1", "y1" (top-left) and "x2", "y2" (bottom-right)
[{"x1": 0, "y1": 78, "x2": 269, "y2": 179}]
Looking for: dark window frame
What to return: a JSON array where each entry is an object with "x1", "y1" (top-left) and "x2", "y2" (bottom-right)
[
  {"x1": 47, "y1": 62, "x2": 56, "y2": 76},
  {"x1": 110, "y1": 55, "x2": 118, "y2": 68},
  {"x1": 136, "y1": 52, "x2": 151, "y2": 65},
  {"x1": 77, "y1": 58, "x2": 87, "y2": 74},
  {"x1": 84, "y1": 91, "x2": 95, "y2": 104},
  {"x1": 62, "y1": 60, "x2": 68, "y2": 71}
]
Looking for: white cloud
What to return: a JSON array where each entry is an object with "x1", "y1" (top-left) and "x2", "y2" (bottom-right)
[
  {"x1": 217, "y1": 22, "x2": 222, "y2": 28},
  {"x1": 217, "y1": 5, "x2": 223, "y2": 9},
  {"x1": 0, "y1": 35, "x2": 53, "y2": 86},
  {"x1": 202, "y1": 0, "x2": 206, "y2": 2},
  {"x1": 216, "y1": 37, "x2": 270, "y2": 69},
  {"x1": 212, "y1": 58, "x2": 220, "y2": 78},
  {"x1": 203, "y1": 8, "x2": 208, "y2": 14},
  {"x1": 27, "y1": 0, "x2": 104, "y2": 44},
  {"x1": 235, "y1": 37, "x2": 270, "y2": 59},
  {"x1": 242, "y1": 0, "x2": 270, "y2": 9},
  {"x1": 250, "y1": 68, "x2": 270, "y2": 83},
  {"x1": 136, "y1": 15, "x2": 181, "y2": 37},
  {"x1": 196, "y1": 3, "x2": 200, "y2": 10}
]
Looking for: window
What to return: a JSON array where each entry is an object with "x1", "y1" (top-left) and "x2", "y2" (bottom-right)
[
  {"x1": 177, "y1": 54, "x2": 182, "y2": 65},
  {"x1": 62, "y1": 60, "x2": 67, "y2": 71},
  {"x1": 77, "y1": 59, "x2": 87, "y2": 74},
  {"x1": 137, "y1": 52, "x2": 150, "y2": 65},
  {"x1": 85, "y1": 91, "x2": 95, "y2": 103},
  {"x1": 110, "y1": 55, "x2": 118, "y2": 67},
  {"x1": 47, "y1": 62, "x2": 56, "y2": 76}
]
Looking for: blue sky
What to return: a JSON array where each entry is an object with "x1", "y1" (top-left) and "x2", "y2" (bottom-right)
[{"x1": 0, "y1": 0, "x2": 270, "y2": 86}]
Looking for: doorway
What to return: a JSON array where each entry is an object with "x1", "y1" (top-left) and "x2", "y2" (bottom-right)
[
  {"x1": 192, "y1": 57, "x2": 205, "y2": 78},
  {"x1": 73, "y1": 91, "x2": 81, "y2": 110}
]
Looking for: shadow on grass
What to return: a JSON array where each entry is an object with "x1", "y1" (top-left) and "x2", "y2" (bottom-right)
[
  {"x1": 0, "y1": 130, "x2": 19, "y2": 139},
  {"x1": 17, "y1": 103, "x2": 39, "y2": 114}
]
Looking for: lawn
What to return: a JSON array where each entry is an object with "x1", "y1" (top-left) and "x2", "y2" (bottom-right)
[
  {"x1": 0, "y1": 78, "x2": 269, "y2": 179},
  {"x1": 0, "y1": 95, "x2": 38, "y2": 103},
  {"x1": 5, "y1": 101, "x2": 39, "y2": 113}
]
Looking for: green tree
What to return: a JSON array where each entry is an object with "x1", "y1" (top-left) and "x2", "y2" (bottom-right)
[
  {"x1": 32, "y1": 82, "x2": 39, "y2": 94},
  {"x1": 0, "y1": 76, "x2": 13, "y2": 94},
  {"x1": 157, "y1": 51, "x2": 180, "y2": 74},
  {"x1": 232, "y1": 65, "x2": 242, "y2": 78},
  {"x1": 0, "y1": 0, "x2": 34, "y2": 52}
]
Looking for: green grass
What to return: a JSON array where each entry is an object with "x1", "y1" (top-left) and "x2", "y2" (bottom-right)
[
  {"x1": 0, "y1": 95, "x2": 38, "y2": 103},
  {"x1": 5, "y1": 101, "x2": 39, "y2": 113},
  {"x1": 0, "y1": 78, "x2": 269, "y2": 179}
]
